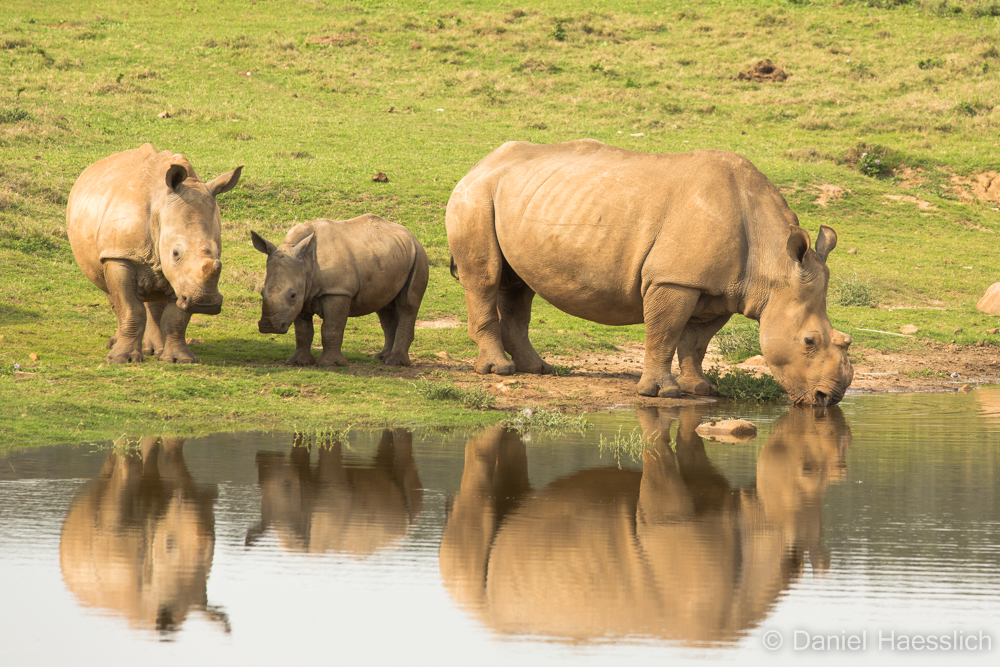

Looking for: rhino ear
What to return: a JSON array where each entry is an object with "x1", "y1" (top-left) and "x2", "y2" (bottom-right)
[
  {"x1": 786, "y1": 226, "x2": 811, "y2": 265},
  {"x1": 251, "y1": 231, "x2": 276, "y2": 256},
  {"x1": 815, "y1": 225, "x2": 838, "y2": 262},
  {"x1": 290, "y1": 232, "x2": 316, "y2": 260},
  {"x1": 207, "y1": 165, "x2": 243, "y2": 197},
  {"x1": 165, "y1": 163, "x2": 188, "y2": 191}
]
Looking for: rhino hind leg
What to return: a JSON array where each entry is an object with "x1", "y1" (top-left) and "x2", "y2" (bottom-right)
[
  {"x1": 374, "y1": 306, "x2": 398, "y2": 361},
  {"x1": 103, "y1": 259, "x2": 147, "y2": 364},
  {"x1": 497, "y1": 282, "x2": 551, "y2": 375},
  {"x1": 158, "y1": 302, "x2": 197, "y2": 363},
  {"x1": 675, "y1": 314, "x2": 731, "y2": 395},
  {"x1": 636, "y1": 284, "x2": 701, "y2": 398},
  {"x1": 379, "y1": 251, "x2": 429, "y2": 367},
  {"x1": 142, "y1": 301, "x2": 167, "y2": 357}
]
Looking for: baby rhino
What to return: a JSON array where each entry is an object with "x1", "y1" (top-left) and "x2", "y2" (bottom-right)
[{"x1": 251, "y1": 215, "x2": 428, "y2": 367}]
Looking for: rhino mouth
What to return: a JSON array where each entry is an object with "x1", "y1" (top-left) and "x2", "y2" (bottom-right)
[
  {"x1": 177, "y1": 295, "x2": 223, "y2": 315},
  {"x1": 258, "y1": 320, "x2": 289, "y2": 335}
]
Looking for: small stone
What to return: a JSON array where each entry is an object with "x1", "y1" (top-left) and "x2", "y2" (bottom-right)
[
  {"x1": 959, "y1": 384, "x2": 973, "y2": 393},
  {"x1": 157, "y1": 111, "x2": 170, "y2": 119},
  {"x1": 900, "y1": 325, "x2": 919, "y2": 334},
  {"x1": 740, "y1": 355, "x2": 768, "y2": 367},
  {"x1": 435, "y1": 351, "x2": 451, "y2": 360},
  {"x1": 847, "y1": 248, "x2": 857, "y2": 255},
  {"x1": 372, "y1": 172, "x2": 388, "y2": 182},
  {"x1": 496, "y1": 383, "x2": 509, "y2": 392},
  {"x1": 953, "y1": 328, "x2": 963, "y2": 335},
  {"x1": 695, "y1": 419, "x2": 758, "y2": 443},
  {"x1": 988, "y1": 328, "x2": 999, "y2": 335},
  {"x1": 29, "y1": 352, "x2": 39, "y2": 361}
]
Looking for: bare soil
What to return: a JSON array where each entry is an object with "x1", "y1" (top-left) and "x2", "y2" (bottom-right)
[
  {"x1": 736, "y1": 59, "x2": 789, "y2": 83},
  {"x1": 388, "y1": 339, "x2": 1000, "y2": 414}
]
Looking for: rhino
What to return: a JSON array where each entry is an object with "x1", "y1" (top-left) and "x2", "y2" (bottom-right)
[
  {"x1": 251, "y1": 215, "x2": 428, "y2": 367},
  {"x1": 446, "y1": 139, "x2": 853, "y2": 405},
  {"x1": 438, "y1": 405, "x2": 850, "y2": 643},
  {"x1": 59, "y1": 437, "x2": 229, "y2": 635},
  {"x1": 67, "y1": 144, "x2": 242, "y2": 363},
  {"x1": 245, "y1": 429, "x2": 423, "y2": 555}
]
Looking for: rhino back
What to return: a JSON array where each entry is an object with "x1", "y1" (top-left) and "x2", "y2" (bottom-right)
[
  {"x1": 302, "y1": 215, "x2": 423, "y2": 315},
  {"x1": 66, "y1": 144, "x2": 175, "y2": 292},
  {"x1": 465, "y1": 141, "x2": 794, "y2": 324}
]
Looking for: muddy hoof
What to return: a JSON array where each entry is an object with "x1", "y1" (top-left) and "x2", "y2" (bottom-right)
[{"x1": 637, "y1": 374, "x2": 681, "y2": 398}]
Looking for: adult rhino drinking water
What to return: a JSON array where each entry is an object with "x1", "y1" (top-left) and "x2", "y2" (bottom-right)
[
  {"x1": 446, "y1": 140, "x2": 853, "y2": 405},
  {"x1": 67, "y1": 144, "x2": 242, "y2": 363}
]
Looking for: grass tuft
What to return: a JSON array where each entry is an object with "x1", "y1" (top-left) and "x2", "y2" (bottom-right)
[
  {"x1": 414, "y1": 378, "x2": 495, "y2": 410},
  {"x1": 500, "y1": 407, "x2": 590, "y2": 433},
  {"x1": 705, "y1": 367, "x2": 786, "y2": 402},
  {"x1": 598, "y1": 425, "x2": 657, "y2": 468},
  {"x1": 834, "y1": 270, "x2": 881, "y2": 307}
]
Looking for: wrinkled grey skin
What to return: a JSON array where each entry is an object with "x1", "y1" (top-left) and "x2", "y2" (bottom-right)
[
  {"x1": 67, "y1": 144, "x2": 242, "y2": 363},
  {"x1": 252, "y1": 215, "x2": 429, "y2": 367},
  {"x1": 446, "y1": 139, "x2": 853, "y2": 405}
]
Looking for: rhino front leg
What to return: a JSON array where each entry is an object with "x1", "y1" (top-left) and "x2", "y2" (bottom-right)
[
  {"x1": 675, "y1": 314, "x2": 731, "y2": 395},
  {"x1": 637, "y1": 284, "x2": 700, "y2": 398},
  {"x1": 158, "y1": 302, "x2": 197, "y2": 363},
  {"x1": 286, "y1": 314, "x2": 317, "y2": 366},
  {"x1": 103, "y1": 259, "x2": 146, "y2": 364},
  {"x1": 317, "y1": 295, "x2": 350, "y2": 367},
  {"x1": 142, "y1": 301, "x2": 167, "y2": 357},
  {"x1": 498, "y1": 283, "x2": 552, "y2": 374}
]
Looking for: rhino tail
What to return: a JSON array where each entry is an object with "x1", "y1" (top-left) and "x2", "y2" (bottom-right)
[{"x1": 449, "y1": 255, "x2": 459, "y2": 281}]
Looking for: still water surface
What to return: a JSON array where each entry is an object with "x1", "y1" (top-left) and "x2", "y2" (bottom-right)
[{"x1": 1, "y1": 391, "x2": 999, "y2": 665}]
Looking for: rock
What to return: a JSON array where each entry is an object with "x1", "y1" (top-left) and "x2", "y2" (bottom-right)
[
  {"x1": 29, "y1": 352, "x2": 39, "y2": 361},
  {"x1": 372, "y1": 172, "x2": 388, "y2": 182},
  {"x1": 953, "y1": 327, "x2": 963, "y2": 335},
  {"x1": 976, "y1": 282, "x2": 1000, "y2": 314},
  {"x1": 435, "y1": 351, "x2": 452, "y2": 360},
  {"x1": 847, "y1": 248, "x2": 857, "y2": 255},
  {"x1": 496, "y1": 382, "x2": 510, "y2": 392},
  {"x1": 959, "y1": 384, "x2": 973, "y2": 394},
  {"x1": 157, "y1": 111, "x2": 170, "y2": 119},
  {"x1": 900, "y1": 325, "x2": 919, "y2": 334},
  {"x1": 695, "y1": 419, "x2": 758, "y2": 443},
  {"x1": 740, "y1": 354, "x2": 768, "y2": 367},
  {"x1": 988, "y1": 328, "x2": 999, "y2": 335}
]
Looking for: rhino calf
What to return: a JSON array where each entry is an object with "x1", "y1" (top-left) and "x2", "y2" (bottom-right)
[
  {"x1": 67, "y1": 144, "x2": 242, "y2": 363},
  {"x1": 251, "y1": 215, "x2": 428, "y2": 367}
]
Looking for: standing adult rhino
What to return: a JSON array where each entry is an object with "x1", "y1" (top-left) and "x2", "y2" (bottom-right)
[
  {"x1": 447, "y1": 140, "x2": 853, "y2": 405},
  {"x1": 67, "y1": 144, "x2": 242, "y2": 363}
]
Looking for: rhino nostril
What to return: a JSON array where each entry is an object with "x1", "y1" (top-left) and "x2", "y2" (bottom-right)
[{"x1": 815, "y1": 391, "x2": 829, "y2": 407}]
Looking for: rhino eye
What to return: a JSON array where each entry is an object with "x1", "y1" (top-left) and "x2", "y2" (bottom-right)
[
  {"x1": 804, "y1": 336, "x2": 816, "y2": 346},
  {"x1": 289, "y1": 290, "x2": 296, "y2": 301}
]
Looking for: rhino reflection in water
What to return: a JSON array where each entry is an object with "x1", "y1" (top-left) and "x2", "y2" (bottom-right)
[
  {"x1": 246, "y1": 429, "x2": 423, "y2": 555},
  {"x1": 439, "y1": 406, "x2": 850, "y2": 644},
  {"x1": 59, "y1": 437, "x2": 227, "y2": 635}
]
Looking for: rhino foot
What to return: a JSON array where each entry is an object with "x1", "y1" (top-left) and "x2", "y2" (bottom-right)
[
  {"x1": 475, "y1": 354, "x2": 516, "y2": 375},
  {"x1": 160, "y1": 350, "x2": 197, "y2": 364},
  {"x1": 514, "y1": 358, "x2": 552, "y2": 375},
  {"x1": 107, "y1": 350, "x2": 144, "y2": 364},
  {"x1": 106, "y1": 336, "x2": 117, "y2": 350},
  {"x1": 637, "y1": 373, "x2": 681, "y2": 398},
  {"x1": 286, "y1": 350, "x2": 317, "y2": 366},
  {"x1": 380, "y1": 351, "x2": 411, "y2": 367},
  {"x1": 677, "y1": 376, "x2": 718, "y2": 396},
  {"x1": 317, "y1": 351, "x2": 349, "y2": 367}
]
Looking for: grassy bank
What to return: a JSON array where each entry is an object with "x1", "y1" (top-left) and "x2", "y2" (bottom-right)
[{"x1": 3, "y1": 0, "x2": 1000, "y2": 446}]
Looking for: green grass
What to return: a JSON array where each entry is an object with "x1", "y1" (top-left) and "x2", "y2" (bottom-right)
[
  {"x1": 3, "y1": 0, "x2": 1000, "y2": 445},
  {"x1": 500, "y1": 407, "x2": 592, "y2": 434},
  {"x1": 413, "y1": 378, "x2": 496, "y2": 410},
  {"x1": 706, "y1": 367, "x2": 788, "y2": 402},
  {"x1": 597, "y1": 425, "x2": 657, "y2": 468}
]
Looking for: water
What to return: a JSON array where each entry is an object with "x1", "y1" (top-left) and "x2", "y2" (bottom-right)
[{"x1": 1, "y1": 391, "x2": 998, "y2": 665}]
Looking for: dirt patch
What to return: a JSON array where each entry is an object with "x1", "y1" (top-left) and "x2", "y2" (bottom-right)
[
  {"x1": 814, "y1": 184, "x2": 845, "y2": 207},
  {"x1": 415, "y1": 316, "x2": 461, "y2": 330},
  {"x1": 951, "y1": 172, "x2": 1000, "y2": 204},
  {"x1": 346, "y1": 340, "x2": 1000, "y2": 414},
  {"x1": 883, "y1": 194, "x2": 936, "y2": 211},
  {"x1": 736, "y1": 59, "x2": 789, "y2": 82},
  {"x1": 895, "y1": 165, "x2": 926, "y2": 190}
]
